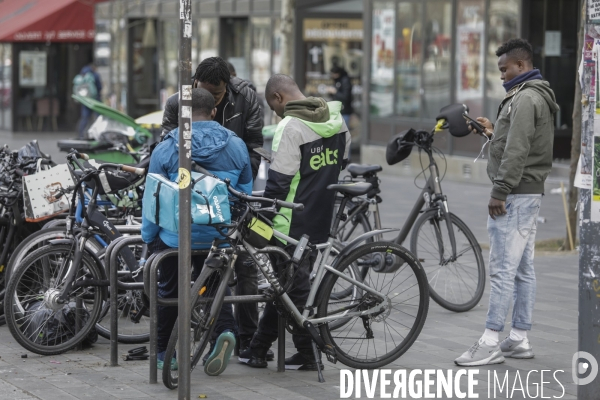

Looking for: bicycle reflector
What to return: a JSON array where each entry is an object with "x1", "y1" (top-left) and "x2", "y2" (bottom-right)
[
  {"x1": 386, "y1": 128, "x2": 416, "y2": 165},
  {"x1": 436, "y1": 104, "x2": 471, "y2": 137}
]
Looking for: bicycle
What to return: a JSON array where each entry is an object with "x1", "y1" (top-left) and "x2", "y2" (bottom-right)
[
  {"x1": 160, "y1": 165, "x2": 429, "y2": 389},
  {"x1": 4, "y1": 150, "x2": 151, "y2": 354},
  {"x1": 332, "y1": 108, "x2": 486, "y2": 312}
]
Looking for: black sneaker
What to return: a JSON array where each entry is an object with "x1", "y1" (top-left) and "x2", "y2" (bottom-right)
[
  {"x1": 284, "y1": 352, "x2": 324, "y2": 371},
  {"x1": 237, "y1": 347, "x2": 268, "y2": 368},
  {"x1": 239, "y1": 346, "x2": 275, "y2": 362}
]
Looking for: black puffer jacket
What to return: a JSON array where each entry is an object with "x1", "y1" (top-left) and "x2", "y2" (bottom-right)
[
  {"x1": 333, "y1": 74, "x2": 353, "y2": 115},
  {"x1": 161, "y1": 77, "x2": 264, "y2": 178}
]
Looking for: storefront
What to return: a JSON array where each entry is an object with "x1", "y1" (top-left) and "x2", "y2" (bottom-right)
[
  {"x1": 95, "y1": 0, "x2": 285, "y2": 122},
  {"x1": 0, "y1": 0, "x2": 103, "y2": 132},
  {"x1": 363, "y1": 0, "x2": 579, "y2": 159}
]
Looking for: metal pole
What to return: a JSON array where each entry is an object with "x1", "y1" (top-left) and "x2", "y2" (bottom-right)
[
  {"x1": 177, "y1": 0, "x2": 193, "y2": 398},
  {"x1": 579, "y1": 2, "x2": 600, "y2": 397}
]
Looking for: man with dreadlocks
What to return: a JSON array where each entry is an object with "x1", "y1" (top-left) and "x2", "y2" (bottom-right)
[
  {"x1": 160, "y1": 56, "x2": 269, "y2": 363},
  {"x1": 161, "y1": 56, "x2": 264, "y2": 179}
]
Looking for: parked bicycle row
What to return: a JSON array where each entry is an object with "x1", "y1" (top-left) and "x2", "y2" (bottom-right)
[{"x1": 0, "y1": 89, "x2": 484, "y2": 389}]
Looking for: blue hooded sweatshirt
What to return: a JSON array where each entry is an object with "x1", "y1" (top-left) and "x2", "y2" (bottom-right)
[{"x1": 141, "y1": 120, "x2": 253, "y2": 248}]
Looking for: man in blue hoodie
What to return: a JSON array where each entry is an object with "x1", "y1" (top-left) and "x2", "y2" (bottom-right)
[
  {"x1": 142, "y1": 88, "x2": 253, "y2": 376},
  {"x1": 75, "y1": 62, "x2": 102, "y2": 139}
]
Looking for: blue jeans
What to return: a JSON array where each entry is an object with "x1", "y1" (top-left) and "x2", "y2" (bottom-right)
[
  {"x1": 486, "y1": 194, "x2": 542, "y2": 332},
  {"x1": 78, "y1": 106, "x2": 94, "y2": 139},
  {"x1": 342, "y1": 114, "x2": 351, "y2": 127}
]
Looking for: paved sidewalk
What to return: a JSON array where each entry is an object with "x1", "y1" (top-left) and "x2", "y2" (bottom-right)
[{"x1": 0, "y1": 140, "x2": 580, "y2": 399}]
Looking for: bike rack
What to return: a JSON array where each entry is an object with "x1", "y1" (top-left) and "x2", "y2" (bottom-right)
[
  {"x1": 105, "y1": 235, "x2": 146, "y2": 367},
  {"x1": 143, "y1": 248, "x2": 284, "y2": 385}
]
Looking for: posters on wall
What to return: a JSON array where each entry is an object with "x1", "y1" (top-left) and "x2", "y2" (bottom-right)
[
  {"x1": 19, "y1": 51, "x2": 46, "y2": 87},
  {"x1": 456, "y1": 24, "x2": 484, "y2": 101},
  {"x1": 370, "y1": 6, "x2": 395, "y2": 117}
]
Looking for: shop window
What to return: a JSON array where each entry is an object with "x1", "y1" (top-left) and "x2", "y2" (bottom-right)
[
  {"x1": 0, "y1": 44, "x2": 12, "y2": 130},
  {"x1": 454, "y1": 0, "x2": 486, "y2": 155},
  {"x1": 221, "y1": 18, "x2": 250, "y2": 81},
  {"x1": 486, "y1": 0, "x2": 519, "y2": 119},
  {"x1": 251, "y1": 18, "x2": 272, "y2": 94},
  {"x1": 395, "y1": 2, "x2": 421, "y2": 117},
  {"x1": 370, "y1": 1, "x2": 395, "y2": 117},
  {"x1": 422, "y1": 1, "x2": 453, "y2": 120},
  {"x1": 199, "y1": 19, "x2": 219, "y2": 62},
  {"x1": 272, "y1": 18, "x2": 282, "y2": 74}
]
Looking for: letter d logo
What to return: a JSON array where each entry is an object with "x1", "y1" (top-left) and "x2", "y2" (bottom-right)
[{"x1": 572, "y1": 351, "x2": 599, "y2": 385}]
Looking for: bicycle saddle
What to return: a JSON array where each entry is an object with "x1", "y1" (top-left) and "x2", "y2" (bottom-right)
[
  {"x1": 327, "y1": 182, "x2": 372, "y2": 197},
  {"x1": 346, "y1": 164, "x2": 382, "y2": 178},
  {"x1": 127, "y1": 156, "x2": 150, "y2": 170}
]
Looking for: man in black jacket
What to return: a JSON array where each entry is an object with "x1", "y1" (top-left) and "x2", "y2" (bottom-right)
[
  {"x1": 160, "y1": 57, "x2": 266, "y2": 360},
  {"x1": 328, "y1": 66, "x2": 353, "y2": 127},
  {"x1": 161, "y1": 57, "x2": 264, "y2": 178}
]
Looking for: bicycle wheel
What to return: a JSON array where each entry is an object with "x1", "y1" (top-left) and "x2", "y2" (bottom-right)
[
  {"x1": 410, "y1": 210, "x2": 485, "y2": 312},
  {"x1": 163, "y1": 266, "x2": 228, "y2": 389},
  {"x1": 316, "y1": 242, "x2": 429, "y2": 369},
  {"x1": 4, "y1": 244, "x2": 105, "y2": 355},
  {"x1": 314, "y1": 242, "x2": 362, "y2": 325},
  {"x1": 94, "y1": 246, "x2": 151, "y2": 344}
]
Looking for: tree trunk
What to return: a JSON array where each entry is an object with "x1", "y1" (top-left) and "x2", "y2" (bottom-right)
[
  {"x1": 566, "y1": 1, "x2": 585, "y2": 250},
  {"x1": 280, "y1": 0, "x2": 295, "y2": 76}
]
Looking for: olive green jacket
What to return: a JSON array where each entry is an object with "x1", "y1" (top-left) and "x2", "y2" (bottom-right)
[{"x1": 488, "y1": 79, "x2": 559, "y2": 201}]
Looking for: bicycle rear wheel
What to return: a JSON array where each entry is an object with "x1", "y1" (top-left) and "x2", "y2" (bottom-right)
[
  {"x1": 162, "y1": 266, "x2": 229, "y2": 389},
  {"x1": 316, "y1": 242, "x2": 429, "y2": 369},
  {"x1": 4, "y1": 244, "x2": 105, "y2": 355},
  {"x1": 410, "y1": 210, "x2": 485, "y2": 312}
]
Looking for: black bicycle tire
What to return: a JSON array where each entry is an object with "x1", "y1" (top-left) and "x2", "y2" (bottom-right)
[
  {"x1": 333, "y1": 197, "x2": 373, "y2": 281},
  {"x1": 316, "y1": 241, "x2": 429, "y2": 369},
  {"x1": 410, "y1": 210, "x2": 486, "y2": 312},
  {"x1": 5, "y1": 227, "x2": 103, "y2": 284},
  {"x1": 93, "y1": 249, "x2": 150, "y2": 344},
  {"x1": 4, "y1": 244, "x2": 105, "y2": 356},
  {"x1": 162, "y1": 266, "x2": 227, "y2": 389}
]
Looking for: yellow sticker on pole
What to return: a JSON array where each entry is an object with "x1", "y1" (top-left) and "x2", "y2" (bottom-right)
[{"x1": 178, "y1": 168, "x2": 191, "y2": 189}]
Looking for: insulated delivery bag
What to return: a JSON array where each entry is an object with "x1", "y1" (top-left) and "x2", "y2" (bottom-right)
[{"x1": 143, "y1": 171, "x2": 231, "y2": 232}]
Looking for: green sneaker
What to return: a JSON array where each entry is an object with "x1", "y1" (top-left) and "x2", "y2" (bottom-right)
[
  {"x1": 157, "y1": 351, "x2": 178, "y2": 370},
  {"x1": 204, "y1": 331, "x2": 236, "y2": 376}
]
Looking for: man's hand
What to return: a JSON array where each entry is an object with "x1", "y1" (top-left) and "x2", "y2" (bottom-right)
[
  {"x1": 470, "y1": 117, "x2": 494, "y2": 138},
  {"x1": 488, "y1": 197, "x2": 506, "y2": 220}
]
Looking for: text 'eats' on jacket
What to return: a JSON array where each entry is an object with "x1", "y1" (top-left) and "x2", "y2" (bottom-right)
[
  {"x1": 141, "y1": 120, "x2": 253, "y2": 249},
  {"x1": 161, "y1": 76, "x2": 264, "y2": 178},
  {"x1": 265, "y1": 97, "x2": 351, "y2": 244}
]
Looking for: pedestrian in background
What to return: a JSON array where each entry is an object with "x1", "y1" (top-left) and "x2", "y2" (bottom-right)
[
  {"x1": 327, "y1": 65, "x2": 353, "y2": 127},
  {"x1": 455, "y1": 38, "x2": 559, "y2": 367},
  {"x1": 74, "y1": 62, "x2": 102, "y2": 139}
]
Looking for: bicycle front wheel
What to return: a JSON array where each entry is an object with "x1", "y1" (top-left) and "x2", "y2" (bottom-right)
[
  {"x1": 410, "y1": 210, "x2": 485, "y2": 312},
  {"x1": 4, "y1": 244, "x2": 105, "y2": 355},
  {"x1": 316, "y1": 242, "x2": 429, "y2": 369},
  {"x1": 162, "y1": 266, "x2": 228, "y2": 389}
]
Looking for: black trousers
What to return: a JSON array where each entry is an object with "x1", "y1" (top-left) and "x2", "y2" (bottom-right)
[
  {"x1": 151, "y1": 238, "x2": 238, "y2": 353},
  {"x1": 250, "y1": 242, "x2": 318, "y2": 356}
]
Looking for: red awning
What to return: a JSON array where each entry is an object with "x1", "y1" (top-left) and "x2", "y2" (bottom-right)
[{"x1": 0, "y1": 0, "x2": 103, "y2": 43}]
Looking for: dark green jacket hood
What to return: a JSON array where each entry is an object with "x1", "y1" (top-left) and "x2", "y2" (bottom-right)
[
  {"x1": 523, "y1": 80, "x2": 560, "y2": 115},
  {"x1": 282, "y1": 97, "x2": 343, "y2": 138}
]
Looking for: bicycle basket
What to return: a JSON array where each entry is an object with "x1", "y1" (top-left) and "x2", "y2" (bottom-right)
[
  {"x1": 386, "y1": 128, "x2": 416, "y2": 165},
  {"x1": 436, "y1": 104, "x2": 471, "y2": 137}
]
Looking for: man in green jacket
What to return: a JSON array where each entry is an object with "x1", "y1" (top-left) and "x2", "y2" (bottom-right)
[{"x1": 455, "y1": 38, "x2": 559, "y2": 366}]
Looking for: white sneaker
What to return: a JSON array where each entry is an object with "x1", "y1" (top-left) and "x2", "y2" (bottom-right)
[
  {"x1": 500, "y1": 337, "x2": 534, "y2": 359},
  {"x1": 454, "y1": 338, "x2": 505, "y2": 366}
]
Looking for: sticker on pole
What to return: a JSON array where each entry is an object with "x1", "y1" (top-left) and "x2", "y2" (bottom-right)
[{"x1": 178, "y1": 168, "x2": 191, "y2": 189}]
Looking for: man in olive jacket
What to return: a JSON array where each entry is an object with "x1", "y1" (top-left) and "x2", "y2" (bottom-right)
[
  {"x1": 161, "y1": 57, "x2": 264, "y2": 179},
  {"x1": 455, "y1": 38, "x2": 559, "y2": 367}
]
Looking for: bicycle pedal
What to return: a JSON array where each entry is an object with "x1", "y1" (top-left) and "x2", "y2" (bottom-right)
[{"x1": 324, "y1": 345, "x2": 337, "y2": 364}]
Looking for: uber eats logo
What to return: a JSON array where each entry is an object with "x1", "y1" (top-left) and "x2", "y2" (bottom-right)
[{"x1": 310, "y1": 145, "x2": 338, "y2": 170}]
